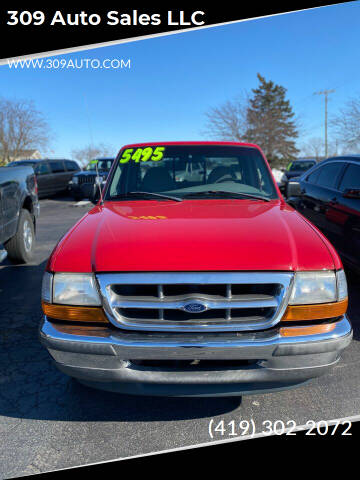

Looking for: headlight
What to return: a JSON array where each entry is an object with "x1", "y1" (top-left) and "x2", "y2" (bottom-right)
[
  {"x1": 73, "y1": 177, "x2": 79, "y2": 184},
  {"x1": 42, "y1": 272, "x2": 101, "y2": 306},
  {"x1": 289, "y1": 270, "x2": 347, "y2": 305},
  {"x1": 283, "y1": 269, "x2": 348, "y2": 322}
]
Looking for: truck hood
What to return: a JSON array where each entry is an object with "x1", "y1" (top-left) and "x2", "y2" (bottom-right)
[{"x1": 49, "y1": 199, "x2": 339, "y2": 272}]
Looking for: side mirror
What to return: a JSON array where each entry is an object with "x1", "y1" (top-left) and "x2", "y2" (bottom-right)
[
  {"x1": 287, "y1": 180, "x2": 302, "y2": 198},
  {"x1": 343, "y1": 188, "x2": 360, "y2": 199}
]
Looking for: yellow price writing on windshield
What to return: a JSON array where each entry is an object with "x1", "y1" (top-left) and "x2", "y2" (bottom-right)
[{"x1": 120, "y1": 146, "x2": 165, "y2": 164}]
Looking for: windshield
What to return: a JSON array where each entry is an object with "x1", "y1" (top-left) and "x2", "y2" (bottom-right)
[
  {"x1": 106, "y1": 145, "x2": 278, "y2": 201},
  {"x1": 86, "y1": 159, "x2": 113, "y2": 171},
  {"x1": 288, "y1": 161, "x2": 315, "y2": 172}
]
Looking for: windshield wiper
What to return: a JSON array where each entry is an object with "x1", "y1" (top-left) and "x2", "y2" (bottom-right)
[
  {"x1": 182, "y1": 191, "x2": 271, "y2": 202},
  {"x1": 111, "y1": 191, "x2": 183, "y2": 202}
]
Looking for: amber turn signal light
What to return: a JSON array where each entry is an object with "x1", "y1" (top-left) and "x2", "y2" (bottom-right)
[
  {"x1": 282, "y1": 298, "x2": 348, "y2": 321},
  {"x1": 42, "y1": 301, "x2": 109, "y2": 323},
  {"x1": 280, "y1": 323, "x2": 336, "y2": 337}
]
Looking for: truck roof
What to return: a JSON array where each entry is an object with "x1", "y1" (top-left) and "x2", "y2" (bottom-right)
[{"x1": 121, "y1": 141, "x2": 262, "y2": 150}]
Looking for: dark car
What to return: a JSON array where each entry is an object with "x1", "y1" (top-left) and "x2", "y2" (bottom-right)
[
  {"x1": 69, "y1": 158, "x2": 114, "y2": 200},
  {"x1": 6, "y1": 159, "x2": 80, "y2": 199},
  {"x1": 279, "y1": 159, "x2": 317, "y2": 194},
  {"x1": 0, "y1": 165, "x2": 39, "y2": 263},
  {"x1": 287, "y1": 155, "x2": 360, "y2": 273}
]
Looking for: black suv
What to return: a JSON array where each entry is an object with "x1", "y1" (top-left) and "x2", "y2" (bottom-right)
[
  {"x1": 69, "y1": 158, "x2": 114, "y2": 200},
  {"x1": 6, "y1": 159, "x2": 80, "y2": 198},
  {"x1": 287, "y1": 155, "x2": 360, "y2": 273}
]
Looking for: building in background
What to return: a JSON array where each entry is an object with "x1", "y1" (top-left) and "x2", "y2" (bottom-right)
[{"x1": 0, "y1": 149, "x2": 42, "y2": 164}]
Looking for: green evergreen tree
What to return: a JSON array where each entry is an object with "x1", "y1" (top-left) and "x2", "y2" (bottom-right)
[{"x1": 245, "y1": 74, "x2": 299, "y2": 166}]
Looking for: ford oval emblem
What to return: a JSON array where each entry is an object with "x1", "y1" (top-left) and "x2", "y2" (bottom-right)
[{"x1": 183, "y1": 302, "x2": 207, "y2": 313}]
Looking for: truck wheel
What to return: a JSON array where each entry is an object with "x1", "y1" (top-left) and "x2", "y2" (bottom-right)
[{"x1": 4, "y1": 209, "x2": 35, "y2": 264}]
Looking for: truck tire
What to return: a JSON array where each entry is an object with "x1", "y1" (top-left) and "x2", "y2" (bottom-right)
[{"x1": 4, "y1": 209, "x2": 35, "y2": 264}]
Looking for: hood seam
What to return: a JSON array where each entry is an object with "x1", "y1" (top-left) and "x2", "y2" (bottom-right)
[{"x1": 295, "y1": 212, "x2": 336, "y2": 270}]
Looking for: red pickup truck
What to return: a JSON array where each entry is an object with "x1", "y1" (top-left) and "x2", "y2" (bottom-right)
[{"x1": 40, "y1": 142, "x2": 352, "y2": 396}]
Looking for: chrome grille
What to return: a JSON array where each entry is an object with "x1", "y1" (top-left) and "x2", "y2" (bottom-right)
[
  {"x1": 97, "y1": 272, "x2": 294, "y2": 332},
  {"x1": 78, "y1": 175, "x2": 96, "y2": 185}
]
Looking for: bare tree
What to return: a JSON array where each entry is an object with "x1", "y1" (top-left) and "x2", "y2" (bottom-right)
[
  {"x1": 71, "y1": 143, "x2": 115, "y2": 167},
  {"x1": 300, "y1": 137, "x2": 324, "y2": 160},
  {"x1": 299, "y1": 137, "x2": 342, "y2": 160},
  {"x1": 0, "y1": 98, "x2": 50, "y2": 165},
  {"x1": 332, "y1": 97, "x2": 360, "y2": 151},
  {"x1": 327, "y1": 140, "x2": 342, "y2": 157},
  {"x1": 202, "y1": 95, "x2": 249, "y2": 141}
]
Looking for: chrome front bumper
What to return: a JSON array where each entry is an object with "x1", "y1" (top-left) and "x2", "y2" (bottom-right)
[{"x1": 40, "y1": 316, "x2": 352, "y2": 397}]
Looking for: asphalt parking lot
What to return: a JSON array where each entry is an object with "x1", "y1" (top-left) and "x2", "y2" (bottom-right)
[{"x1": 0, "y1": 197, "x2": 360, "y2": 477}]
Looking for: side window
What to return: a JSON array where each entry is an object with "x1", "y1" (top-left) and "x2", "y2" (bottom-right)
[
  {"x1": 306, "y1": 168, "x2": 321, "y2": 184},
  {"x1": 315, "y1": 163, "x2": 344, "y2": 189},
  {"x1": 339, "y1": 163, "x2": 360, "y2": 192},
  {"x1": 50, "y1": 161, "x2": 65, "y2": 173},
  {"x1": 35, "y1": 163, "x2": 51, "y2": 175},
  {"x1": 65, "y1": 160, "x2": 79, "y2": 171}
]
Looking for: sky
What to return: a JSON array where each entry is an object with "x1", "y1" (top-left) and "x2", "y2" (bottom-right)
[{"x1": 1, "y1": 2, "x2": 360, "y2": 159}]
